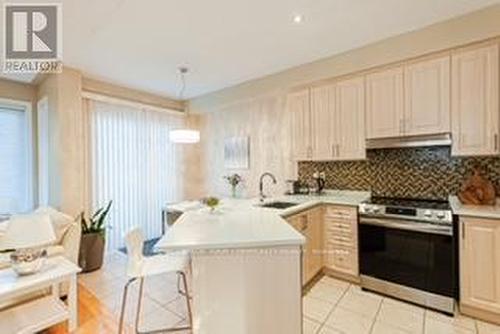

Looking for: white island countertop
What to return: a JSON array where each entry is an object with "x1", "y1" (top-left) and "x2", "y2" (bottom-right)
[{"x1": 156, "y1": 190, "x2": 370, "y2": 251}]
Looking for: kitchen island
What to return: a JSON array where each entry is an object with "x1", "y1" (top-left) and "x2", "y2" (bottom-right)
[{"x1": 156, "y1": 191, "x2": 369, "y2": 334}]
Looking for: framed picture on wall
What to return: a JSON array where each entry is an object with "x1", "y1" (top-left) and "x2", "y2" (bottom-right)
[{"x1": 224, "y1": 136, "x2": 249, "y2": 169}]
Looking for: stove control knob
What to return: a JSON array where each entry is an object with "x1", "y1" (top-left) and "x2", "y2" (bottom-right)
[
  {"x1": 372, "y1": 206, "x2": 381, "y2": 213},
  {"x1": 436, "y1": 211, "x2": 446, "y2": 219},
  {"x1": 423, "y1": 210, "x2": 433, "y2": 218}
]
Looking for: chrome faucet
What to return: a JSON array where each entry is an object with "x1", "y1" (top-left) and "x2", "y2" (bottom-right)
[{"x1": 259, "y1": 172, "x2": 277, "y2": 202}]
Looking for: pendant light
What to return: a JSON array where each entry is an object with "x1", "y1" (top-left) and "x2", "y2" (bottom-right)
[{"x1": 169, "y1": 67, "x2": 200, "y2": 144}]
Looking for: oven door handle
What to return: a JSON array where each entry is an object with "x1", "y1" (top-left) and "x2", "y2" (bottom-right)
[{"x1": 359, "y1": 217, "x2": 452, "y2": 236}]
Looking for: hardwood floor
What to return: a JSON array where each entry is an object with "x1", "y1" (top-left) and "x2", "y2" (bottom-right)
[{"x1": 45, "y1": 284, "x2": 132, "y2": 334}]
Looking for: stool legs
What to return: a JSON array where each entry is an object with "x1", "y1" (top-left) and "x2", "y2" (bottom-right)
[
  {"x1": 118, "y1": 278, "x2": 137, "y2": 334},
  {"x1": 178, "y1": 271, "x2": 193, "y2": 328},
  {"x1": 118, "y1": 273, "x2": 192, "y2": 334},
  {"x1": 135, "y1": 278, "x2": 145, "y2": 333}
]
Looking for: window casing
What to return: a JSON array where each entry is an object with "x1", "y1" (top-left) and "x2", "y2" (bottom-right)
[{"x1": 0, "y1": 98, "x2": 33, "y2": 215}]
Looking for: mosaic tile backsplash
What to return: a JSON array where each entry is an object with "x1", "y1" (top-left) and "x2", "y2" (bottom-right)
[{"x1": 298, "y1": 146, "x2": 500, "y2": 200}]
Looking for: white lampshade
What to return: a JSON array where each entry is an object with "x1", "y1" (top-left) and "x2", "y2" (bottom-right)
[
  {"x1": 0, "y1": 213, "x2": 55, "y2": 250},
  {"x1": 169, "y1": 129, "x2": 200, "y2": 144}
]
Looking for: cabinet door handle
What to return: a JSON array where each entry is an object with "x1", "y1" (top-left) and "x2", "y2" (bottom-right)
[
  {"x1": 495, "y1": 134, "x2": 498, "y2": 152},
  {"x1": 461, "y1": 222, "x2": 465, "y2": 240}
]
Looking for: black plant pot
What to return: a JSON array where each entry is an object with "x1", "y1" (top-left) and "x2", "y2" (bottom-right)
[{"x1": 79, "y1": 233, "x2": 105, "y2": 273}]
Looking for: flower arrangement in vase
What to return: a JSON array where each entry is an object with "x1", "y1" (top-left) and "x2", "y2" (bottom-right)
[{"x1": 223, "y1": 173, "x2": 242, "y2": 198}]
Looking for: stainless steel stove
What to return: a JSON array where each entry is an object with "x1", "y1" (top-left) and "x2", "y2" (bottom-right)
[
  {"x1": 358, "y1": 197, "x2": 457, "y2": 314},
  {"x1": 359, "y1": 197, "x2": 453, "y2": 233}
]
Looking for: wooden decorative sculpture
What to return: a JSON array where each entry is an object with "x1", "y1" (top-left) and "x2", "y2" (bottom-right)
[{"x1": 458, "y1": 169, "x2": 496, "y2": 205}]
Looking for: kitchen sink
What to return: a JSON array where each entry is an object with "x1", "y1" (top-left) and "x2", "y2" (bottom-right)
[{"x1": 258, "y1": 201, "x2": 298, "y2": 209}]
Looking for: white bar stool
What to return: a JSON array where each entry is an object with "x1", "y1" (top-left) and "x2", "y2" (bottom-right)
[{"x1": 118, "y1": 228, "x2": 192, "y2": 333}]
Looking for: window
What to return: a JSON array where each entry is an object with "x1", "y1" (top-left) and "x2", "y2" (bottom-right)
[
  {"x1": 90, "y1": 99, "x2": 184, "y2": 251},
  {"x1": 0, "y1": 99, "x2": 33, "y2": 214}
]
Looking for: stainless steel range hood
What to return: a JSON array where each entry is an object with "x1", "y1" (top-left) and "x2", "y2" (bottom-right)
[{"x1": 365, "y1": 133, "x2": 452, "y2": 149}]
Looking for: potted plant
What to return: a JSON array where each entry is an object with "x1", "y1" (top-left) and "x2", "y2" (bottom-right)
[
  {"x1": 201, "y1": 196, "x2": 220, "y2": 213},
  {"x1": 78, "y1": 201, "x2": 112, "y2": 272}
]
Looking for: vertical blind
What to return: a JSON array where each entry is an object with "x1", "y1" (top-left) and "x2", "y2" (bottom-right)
[
  {"x1": 91, "y1": 100, "x2": 184, "y2": 251},
  {"x1": 0, "y1": 105, "x2": 32, "y2": 214}
]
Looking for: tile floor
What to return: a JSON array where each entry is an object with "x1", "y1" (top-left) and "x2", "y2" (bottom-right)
[
  {"x1": 303, "y1": 277, "x2": 500, "y2": 334},
  {"x1": 79, "y1": 252, "x2": 500, "y2": 334}
]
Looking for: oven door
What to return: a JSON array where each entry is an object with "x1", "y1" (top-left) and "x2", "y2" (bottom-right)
[{"x1": 359, "y1": 216, "x2": 456, "y2": 298}]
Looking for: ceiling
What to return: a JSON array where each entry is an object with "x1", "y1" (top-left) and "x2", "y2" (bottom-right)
[{"x1": 1, "y1": 0, "x2": 499, "y2": 99}]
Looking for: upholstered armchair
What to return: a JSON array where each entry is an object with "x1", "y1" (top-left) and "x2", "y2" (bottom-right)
[{"x1": 0, "y1": 207, "x2": 81, "y2": 308}]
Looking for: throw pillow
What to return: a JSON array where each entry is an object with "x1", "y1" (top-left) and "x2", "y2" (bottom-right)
[{"x1": 34, "y1": 207, "x2": 75, "y2": 244}]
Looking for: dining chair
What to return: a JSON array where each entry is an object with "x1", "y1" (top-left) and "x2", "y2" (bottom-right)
[{"x1": 118, "y1": 228, "x2": 192, "y2": 333}]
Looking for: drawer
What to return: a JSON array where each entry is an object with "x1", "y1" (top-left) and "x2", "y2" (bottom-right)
[
  {"x1": 325, "y1": 218, "x2": 355, "y2": 242},
  {"x1": 325, "y1": 235, "x2": 354, "y2": 248},
  {"x1": 328, "y1": 247, "x2": 357, "y2": 274},
  {"x1": 325, "y1": 218, "x2": 352, "y2": 233},
  {"x1": 325, "y1": 205, "x2": 357, "y2": 220}
]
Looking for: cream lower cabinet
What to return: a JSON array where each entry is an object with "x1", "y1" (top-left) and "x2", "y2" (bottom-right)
[
  {"x1": 287, "y1": 205, "x2": 359, "y2": 286},
  {"x1": 323, "y1": 205, "x2": 358, "y2": 278},
  {"x1": 287, "y1": 207, "x2": 323, "y2": 284},
  {"x1": 460, "y1": 217, "x2": 500, "y2": 323}
]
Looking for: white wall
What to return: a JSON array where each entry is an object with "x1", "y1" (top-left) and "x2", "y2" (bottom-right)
[
  {"x1": 197, "y1": 94, "x2": 295, "y2": 199},
  {"x1": 189, "y1": 5, "x2": 500, "y2": 199}
]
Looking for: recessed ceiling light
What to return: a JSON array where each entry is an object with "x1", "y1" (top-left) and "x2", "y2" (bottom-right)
[{"x1": 292, "y1": 14, "x2": 303, "y2": 24}]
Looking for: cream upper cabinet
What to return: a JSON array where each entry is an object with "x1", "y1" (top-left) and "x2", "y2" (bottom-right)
[
  {"x1": 366, "y1": 66, "x2": 404, "y2": 139},
  {"x1": 404, "y1": 55, "x2": 451, "y2": 136},
  {"x1": 460, "y1": 217, "x2": 500, "y2": 317},
  {"x1": 451, "y1": 43, "x2": 499, "y2": 156},
  {"x1": 288, "y1": 89, "x2": 312, "y2": 160},
  {"x1": 293, "y1": 80, "x2": 364, "y2": 162},
  {"x1": 336, "y1": 77, "x2": 366, "y2": 160},
  {"x1": 367, "y1": 58, "x2": 451, "y2": 139},
  {"x1": 311, "y1": 84, "x2": 336, "y2": 160}
]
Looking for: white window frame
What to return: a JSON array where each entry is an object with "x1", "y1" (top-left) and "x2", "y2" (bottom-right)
[
  {"x1": 0, "y1": 97, "x2": 34, "y2": 213},
  {"x1": 37, "y1": 96, "x2": 49, "y2": 207}
]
